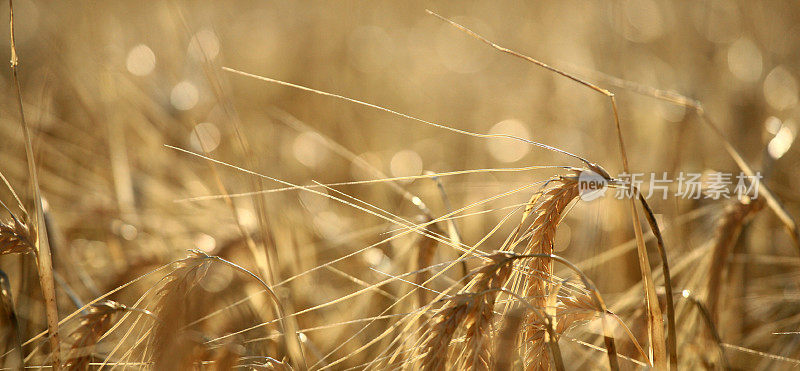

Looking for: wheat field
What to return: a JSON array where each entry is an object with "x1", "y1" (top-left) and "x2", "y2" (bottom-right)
[{"x1": 1, "y1": 1, "x2": 800, "y2": 370}]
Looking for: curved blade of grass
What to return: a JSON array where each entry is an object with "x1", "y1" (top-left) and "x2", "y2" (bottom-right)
[
  {"x1": 9, "y1": 1, "x2": 61, "y2": 369},
  {"x1": 638, "y1": 194, "x2": 677, "y2": 369}
]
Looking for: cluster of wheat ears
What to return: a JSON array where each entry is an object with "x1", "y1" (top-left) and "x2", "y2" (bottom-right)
[{"x1": 2, "y1": 2, "x2": 799, "y2": 370}]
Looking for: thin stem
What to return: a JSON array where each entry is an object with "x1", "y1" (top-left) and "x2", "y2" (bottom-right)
[
  {"x1": 639, "y1": 194, "x2": 678, "y2": 369},
  {"x1": 9, "y1": 1, "x2": 61, "y2": 369},
  {"x1": 206, "y1": 253, "x2": 307, "y2": 370},
  {"x1": 222, "y1": 66, "x2": 601, "y2": 173}
]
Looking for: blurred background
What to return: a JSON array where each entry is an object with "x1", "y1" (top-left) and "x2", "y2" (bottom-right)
[{"x1": 0, "y1": 0, "x2": 799, "y2": 369}]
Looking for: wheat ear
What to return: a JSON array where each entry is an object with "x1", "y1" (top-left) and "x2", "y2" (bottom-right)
[
  {"x1": 517, "y1": 177, "x2": 579, "y2": 371},
  {"x1": 63, "y1": 300, "x2": 132, "y2": 370},
  {"x1": 420, "y1": 253, "x2": 515, "y2": 370},
  {"x1": 149, "y1": 251, "x2": 213, "y2": 369},
  {"x1": 0, "y1": 214, "x2": 34, "y2": 255},
  {"x1": 706, "y1": 197, "x2": 764, "y2": 323}
]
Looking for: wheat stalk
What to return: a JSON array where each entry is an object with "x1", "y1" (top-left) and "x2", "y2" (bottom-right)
[
  {"x1": 516, "y1": 176, "x2": 579, "y2": 371},
  {"x1": 63, "y1": 300, "x2": 129, "y2": 370},
  {"x1": 418, "y1": 172, "x2": 595, "y2": 371},
  {"x1": 148, "y1": 251, "x2": 213, "y2": 369},
  {"x1": 419, "y1": 253, "x2": 514, "y2": 370},
  {"x1": 463, "y1": 254, "x2": 515, "y2": 370},
  {"x1": 706, "y1": 197, "x2": 764, "y2": 323},
  {"x1": 419, "y1": 293, "x2": 472, "y2": 371},
  {"x1": 8, "y1": 2, "x2": 62, "y2": 368}
]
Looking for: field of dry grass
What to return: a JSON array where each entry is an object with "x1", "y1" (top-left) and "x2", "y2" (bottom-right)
[{"x1": 1, "y1": 1, "x2": 800, "y2": 369}]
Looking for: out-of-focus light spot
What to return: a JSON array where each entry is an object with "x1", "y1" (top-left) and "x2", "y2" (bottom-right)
[
  {"x1": 411, "y1": 196, "x2": 423, "y2": 207},
  {"x1": 768, "y1": 123, "x2": 796, "y2": 160},
  {"x1": 111, "y1": 219, "x2": 137, "y2": 241},
  {"x1": 363, "y1": 248, "x2": 386, "y2": 267},
  {"x1": 390, "y1": 150, "x2": 423, "y2": 181},
  {"x1": 126, "y1": 44, "x2": 156, "y2": 76},
  {"x1": 293, "y1": 132, "x2": 328, "y2": 168},
  {"x1": 763, "y1": 66, "x2": 798, "y2": 111},
  {"x1": 348, "y1": 26, "x2": 393, "y2": 73},
  {"x1": 170, "y1": 81, "x2": 199, "y2": 111},
  {"x1": 236, "y1": 208, "x2": 257, "y2": 230},
  {"x1": 727, "y1": 38, "x2": 762, "y2": 83},
  {"x1": 436, "y1": 17, "x2": 494, "y2": 74},
  {"x1": 298, "y1": 333, "x2": 308, "y2": 343},
  {"x1": 195, "y1": 233, "x2": 217, "y2": 253},
  {"x1": 554, "y1": 224, "x2": 571, "y2": 252},
  {"x1": 682, "y1": 289, "x2": 691, "y2": 298},
  {"x1": 622, "y1": 0, "x2": 664, "y2": 43},
  {"x1": 487, "y1": 119, "x2": 530, "y2": 163},
  {"x1": 189, "y1": 122, "x2": 221, "y2": 152},
  {"x1": 765, "y1": 116, "x2": 782, "y2": 135},
  {"x1": 120, "y1": 224, "x2": 138, "y2": 241},
  {"x1": 188, "y1": 29, "x2": 220, "y2": 61},
  {"x1": 200, "y1": 263, "x2": 233, "y2": 293}
]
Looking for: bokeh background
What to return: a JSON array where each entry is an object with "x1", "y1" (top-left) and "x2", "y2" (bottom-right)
[{"x1": 0, "y1": 0, "x2": 799, "y2": 369}]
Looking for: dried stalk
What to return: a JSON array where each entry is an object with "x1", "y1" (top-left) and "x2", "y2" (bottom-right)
[{"x1": 9, "y1": 1, "x2": 61, "y2": 368}]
